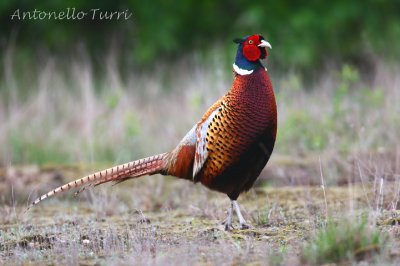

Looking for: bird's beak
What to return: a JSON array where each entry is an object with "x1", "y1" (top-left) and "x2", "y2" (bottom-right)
[{"x1": 258, "y1": 40, "x2": 272, "y2": 49}]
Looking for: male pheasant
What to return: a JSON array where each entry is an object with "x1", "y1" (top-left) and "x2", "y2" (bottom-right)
[{"x1": 27, "y1": 34, "x2": 277, "y2": 230}]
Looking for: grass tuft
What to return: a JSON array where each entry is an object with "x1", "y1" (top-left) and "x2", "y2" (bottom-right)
[{"x1": 302, "y1": 217, "x2": 384, "y2": 265}]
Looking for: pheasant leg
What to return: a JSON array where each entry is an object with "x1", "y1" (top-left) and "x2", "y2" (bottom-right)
[
  {"x1": 222, "y1": 200, "x2": 234, "y2": 230},
  {"x1": 232, "y1": 200, "x2": 251, "y2": 229}
]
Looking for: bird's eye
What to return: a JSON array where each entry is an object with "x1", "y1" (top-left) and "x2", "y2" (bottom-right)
[{"x1": 248, "y1": 40, "x2": 253, "y2": 44}]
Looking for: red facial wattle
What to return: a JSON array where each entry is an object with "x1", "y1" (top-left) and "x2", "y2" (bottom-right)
[
  {"x1": 241, "y1": 35, "x2": 269, "y2": 61},
  {"x1": 243, "y1": 45, "x2": 261, "y2": 61}
]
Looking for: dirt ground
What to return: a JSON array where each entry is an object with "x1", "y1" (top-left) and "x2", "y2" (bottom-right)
[{"x1": 1, "y1": 165, "x2": 400, "y2": 265}]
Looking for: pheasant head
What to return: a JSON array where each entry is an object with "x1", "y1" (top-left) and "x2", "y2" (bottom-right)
[{"x1": 233, "y1": 34, "x2": 272, "y2": 75}]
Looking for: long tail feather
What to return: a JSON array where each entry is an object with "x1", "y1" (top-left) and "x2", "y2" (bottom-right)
[{"x1": 26, "y1": 153, "x2": 167, "y2": 211}]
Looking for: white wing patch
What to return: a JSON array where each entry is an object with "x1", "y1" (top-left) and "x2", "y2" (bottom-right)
[
  {"x1": 181, "y1": 124, "x2": 197, "y2": 145},
  {"x1": 193, "y1": 109, "x2": 219, "y2": 178}
]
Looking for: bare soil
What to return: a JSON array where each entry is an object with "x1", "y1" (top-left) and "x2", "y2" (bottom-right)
[{"x1": 1, "y1": 165, "x2": 400, "y2": 265}]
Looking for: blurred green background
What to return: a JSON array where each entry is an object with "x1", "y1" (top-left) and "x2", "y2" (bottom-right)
[
  {"x1": 0, "y1": 1, "x2": 400, "y2": 169},
  {"x1": 1, "y1": 0, "x2": 400, "y2": 72}
]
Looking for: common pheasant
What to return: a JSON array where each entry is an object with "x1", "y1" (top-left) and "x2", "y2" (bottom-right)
[{"x1": 27, "y1": 34, "x2": 277, "y2": 230}]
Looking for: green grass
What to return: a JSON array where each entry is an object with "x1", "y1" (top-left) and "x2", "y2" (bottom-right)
[{"x1": 302, "y1": 218, "x2": 384, "y2": 265}]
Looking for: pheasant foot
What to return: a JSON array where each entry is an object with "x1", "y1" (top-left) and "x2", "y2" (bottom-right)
[
  {"x1": 222, "y1": 200, "x2": 234, "y2": 231},
  {"x1": 232, "y1": 200, "x2": 252, "y2": 230},
  {"x1": 221, "y1": 200, "x2": 252, "y2": 230}
]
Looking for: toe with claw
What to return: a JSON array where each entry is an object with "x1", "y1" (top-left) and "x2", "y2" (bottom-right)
[{"x1": 221, "y1": 199, "x2": 252, "y2": 231}]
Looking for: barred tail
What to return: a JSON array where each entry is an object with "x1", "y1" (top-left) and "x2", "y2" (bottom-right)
[{"x1": 26, "y1": 153, "x2": 167, "y2": 211}]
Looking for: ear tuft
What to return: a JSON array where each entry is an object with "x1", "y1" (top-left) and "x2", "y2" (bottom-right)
[{"x1": 233, "y1": 38, "x2": 244, "y2": 44}]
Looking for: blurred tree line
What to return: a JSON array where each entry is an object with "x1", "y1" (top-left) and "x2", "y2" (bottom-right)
[{"x1": 1, "y1": 0, "x2": 399, "y2": 74}]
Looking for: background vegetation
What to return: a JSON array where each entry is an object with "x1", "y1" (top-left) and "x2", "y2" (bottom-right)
[
  {"x1": 1, "y1": 0, "x2": 400, "y2": 73},
  {"x1": 0, "y1": 0, "x2": 399, "y2": 166},
  {"x1": 1, "y1": 1, "x2": 400, "y2": 265}
]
